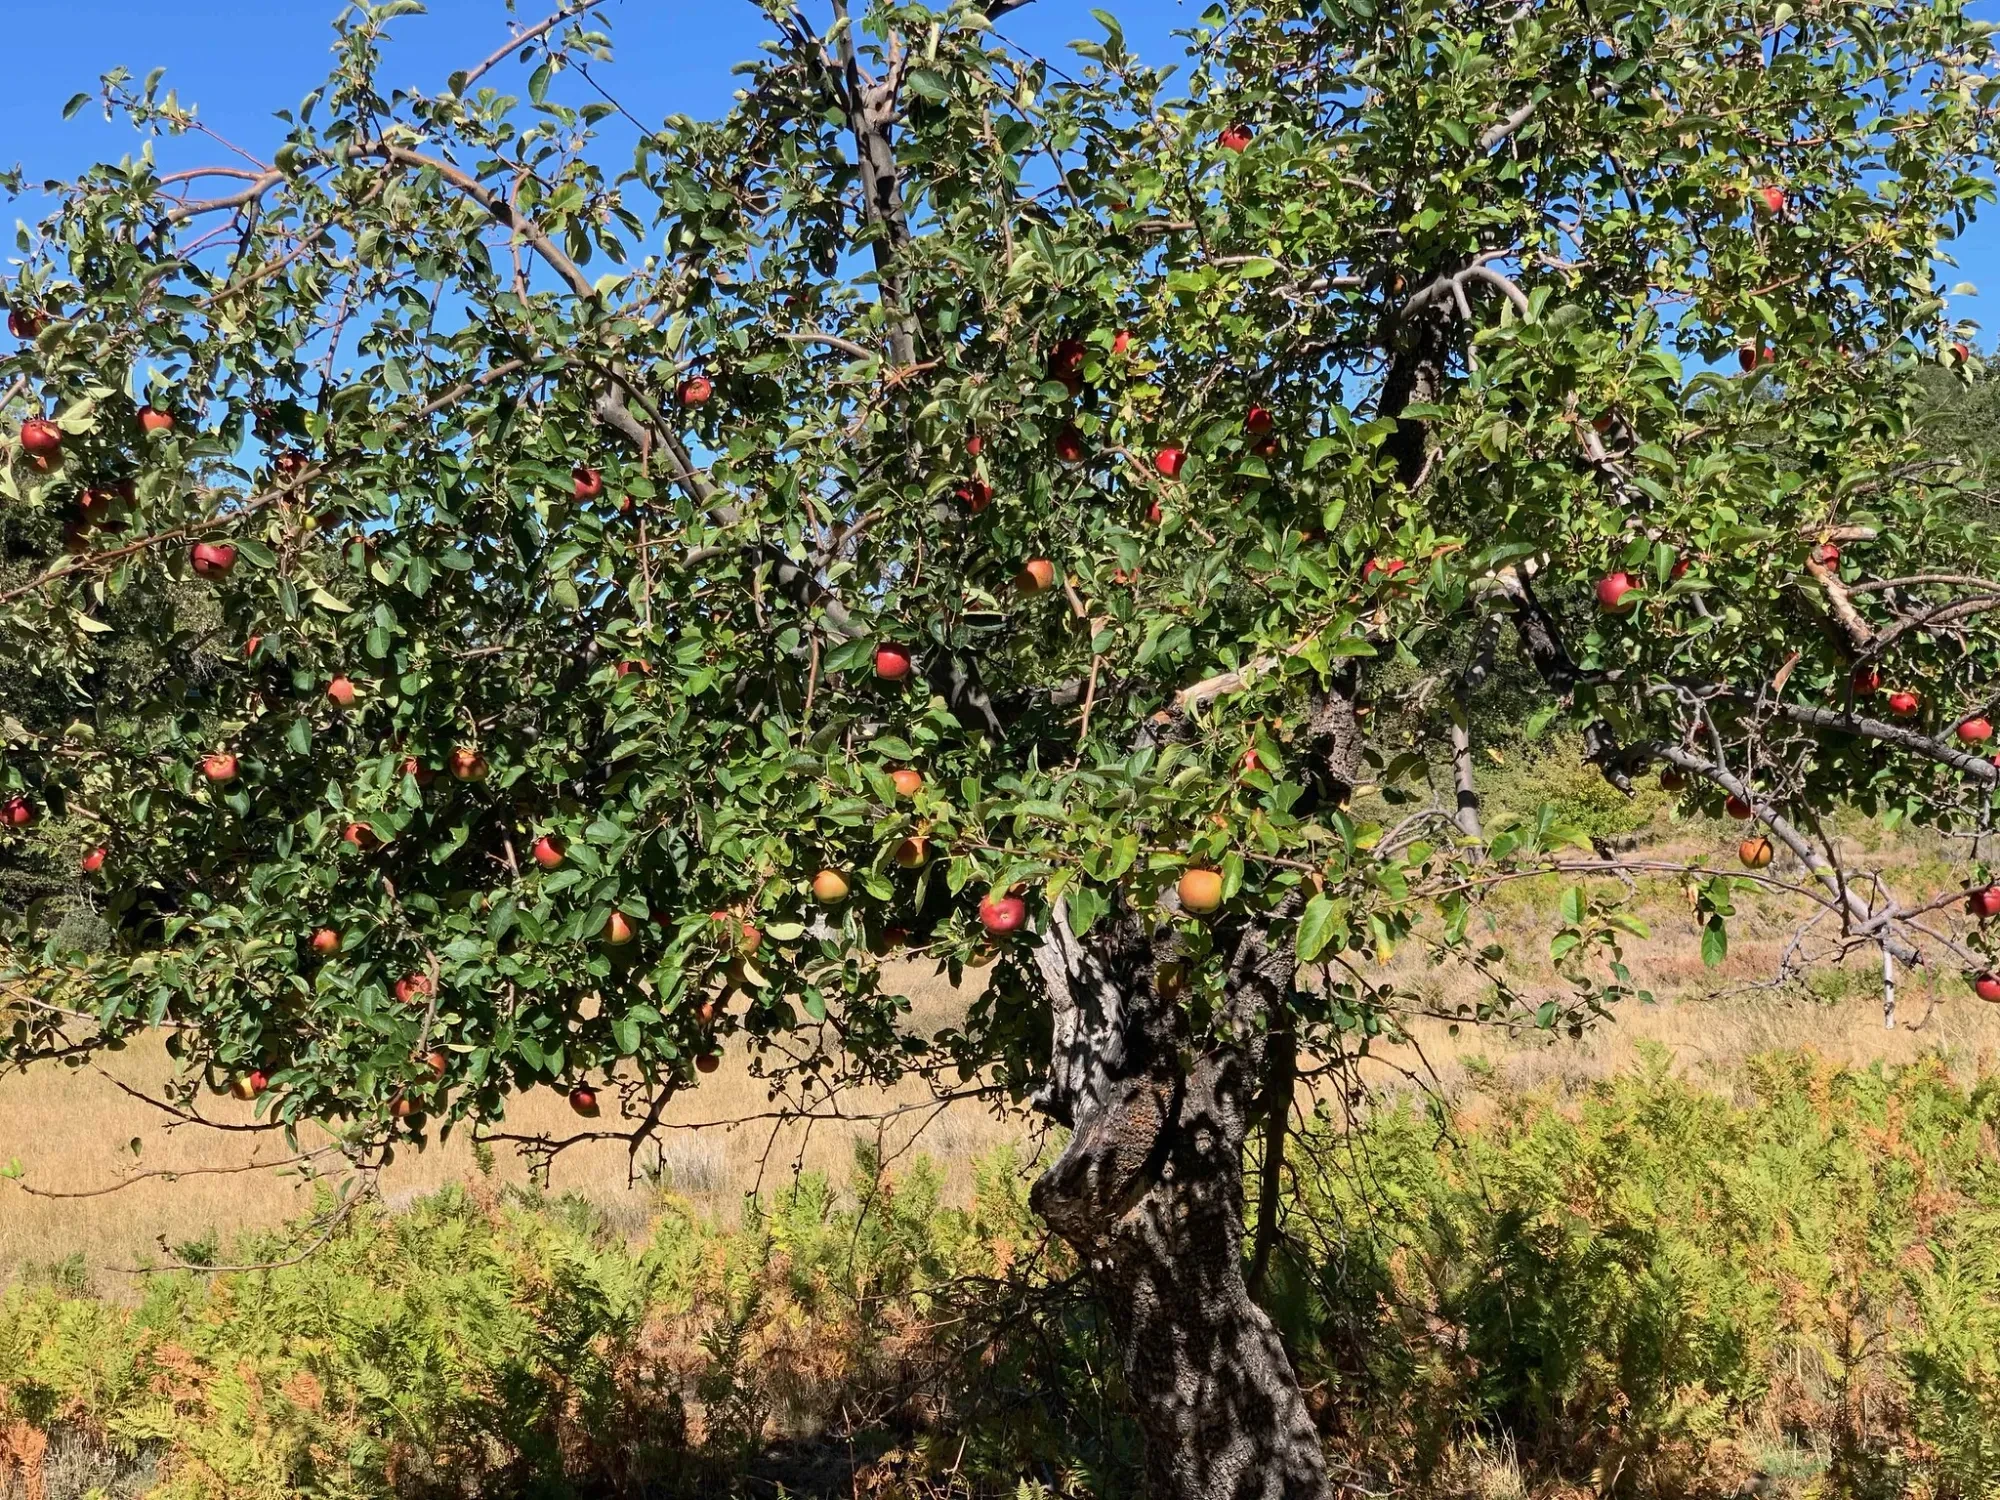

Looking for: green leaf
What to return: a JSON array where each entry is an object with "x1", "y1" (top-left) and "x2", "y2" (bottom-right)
[
  {"x1": 1295, "y1": 892, "x2": 1340, "y2": 962},
  {"x1": 1702, "y1": 916, "x2": 1728, "y2": 968}
]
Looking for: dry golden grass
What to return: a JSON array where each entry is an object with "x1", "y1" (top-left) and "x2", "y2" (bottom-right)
[{"x1": 7, "y1": 817, "x2": 2000, "y2": 1281}]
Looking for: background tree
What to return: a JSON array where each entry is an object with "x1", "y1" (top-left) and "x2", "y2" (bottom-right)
[{"x1": 5, "y1": 0, "x2": 2000, "y2": 1493}]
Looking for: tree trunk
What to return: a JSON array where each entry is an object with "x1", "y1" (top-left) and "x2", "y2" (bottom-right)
[{"x1": 1030, "y1": 908, "x2": 1330, "y2": 1500}]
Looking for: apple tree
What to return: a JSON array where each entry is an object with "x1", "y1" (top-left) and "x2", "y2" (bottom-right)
[{"x1": 5, "y1": 0, "x2": 2000, "y2": 1492}]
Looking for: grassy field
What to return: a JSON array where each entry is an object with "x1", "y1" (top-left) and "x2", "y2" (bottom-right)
[{"x1": 6, "y1": 786, "x2": 2000, "y2": 1281}]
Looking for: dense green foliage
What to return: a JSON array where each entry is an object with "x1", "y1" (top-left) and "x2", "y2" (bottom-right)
[{"x1": 4, "y1": 1051, "x2": 1998, "y2": 1499}]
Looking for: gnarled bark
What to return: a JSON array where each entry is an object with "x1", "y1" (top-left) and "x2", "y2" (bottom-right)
[{"x1": 1031, "y1": 904, "x2": 1330, "y2": 1500}]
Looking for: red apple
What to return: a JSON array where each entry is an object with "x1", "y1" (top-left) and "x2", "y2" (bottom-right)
[
  {"x1": 202, "y1": 752, "x2": 239, "y2": 783},
  {"x1": 1757, "y1": 184, "x2": 1785, "y2": 215},
  {"x1": 394, "y1": 973, "x2": 432, "y2": 1005},
  {"x1": 677, "y1": 374, "x2": 712, "y2": 407},
  {"x1": 1154, "y1": 446, "x2": 1186, "y2": 479},
  {"x1": 1887, "y1": 691, "x2": 1920, "y2": 718},
  {"x1": 1738, "y1": 343, "x2": 1774, "y2": 371},
  {"x1": 1960, "y1": 718, "x2": 1994, "y2": 744},
  {"x1": 603, "y1": 911, "x2": 636, "y2": 945},
  {"x1": 1178, "y1": 867, "x2": 1224, "y2": 915},
  {"x1": 1738, "y1": 836, "x2": 1773, "y2": 870},
  {"x1": 230, "y1": 1070, "x2": 268, "y2": 1102},
  {"x1": 1048, "y1": 339, "x2": 1088, "y2": 377},
  {"x1": 1595, "y1": 572, "x2": 1641, "y2": 613},
  {"x1": 398, "y1": 756, "x2": 436, "y2": 787},
  {"x1": 423, "y1": 1050, "x2": 447, "y2": 1079},
  {"x1": 391, "y1": 1096, "x2": 419, "y2": 1120},
  {"x1": 696, "y1": 1051, "x2": 721, "y2": 1074},
  {"x1": 812, "y1": 869, "x2": 850, "y2": 905},
  {"x1": 572, "y1": 466, "x2": 603, "y2": 500},
  {"x1": 1015, "y1": 558, "x2": 1056, "y2": 594},
  {"x1": 1146, "y1": 499, "x2": 1163, "y2": 525},
  {"x1": 326, "y1": 676, "x2": 357, "y2": 709},
  {"x1": 1112, "y1": 329, "x2": 1133, "y2": 357},
  {"x1": 965, "y1": 433, "x2": 983, "y2": 457},
  {"x1": 1245, "y1": 405, "x2": 1274, "y2": 435},
  {"x1": 311, "y1": 927, "x2": 340, "y2": 954},
  {"x1": 1966, "y1": 886, "x2": 2000, "y2": 919},
  {"x1": 1054, "y1": 426, "x2": 1086, "y2": 465},
  {"x1": 874, "y1": 644, "x2": 912, "y2": 681},
  {"x1": 190, "y1": 542, "x2": 237, "y2": 579},
  {"x1": 243, "y1": 635, "x2": 263, "y2": 658},
  {"x1": 955, "y1": 479, "x2": 993, "y2": 513},
  {"x1": 1362, "y1": 557, "x2": 1407, "y2": 584},
  {"x1": 18, "y1": 418, "x2": 60, "y2": 456},
  {"x1": 7, "y1": 308, "x2": 43, "y2": 340},
  {"x1": 979, "y1": 892, "x2": 1027, "y2": 934},
  {"x1": 1724, "y1": 794, "x2": 1754, "y2": 820},
  {"x1": 569, "y1": 1085, "x2": 600, "y2": 1116},
  {"x1": 80, "y1": 845, "x2": 106, "y2": 873},
  {"x1": 1814, "y1": 543, "x2": 1841, "y2": 567},
  {"x1": 1975, "y1": 974, "x2": 2000, "y2": 1004},
  {"x1": 1239, "y1": 747, "x2": 1262, "y2": 773},
  {"x1": 894, "y1": 836, "x2": 929, "y2": 868},
  {"x1": 614, "y1": 660, "x2": 650, "y2": 678},
  {"x1": 138, "y1": 408, "x2": 174, "y2": 434},
  {"x1": 1, "y1": 797, "x2": 32, "y2": 829},
  {"x1": 448, "y1": 747, "x2": 489, "y2": 781},
  {"x1": 1851, "y1": 666, "x2": 1881, "y2": 696},
  {"x1": 342, "y1": 822, "x2": 379, "y2": 850},
  {"x1": 890, "y1": 768, "x2": 922, "y2": 798},
  {"x1": 1954, "y1": 341, "x2": 1972, "y2": 363},
  {"x1": 1219, "y1": 122, "x2": 1253, "y2": 152},
  {"x1": 532, "y1": 835, "x2": 564, "y2": 869}
]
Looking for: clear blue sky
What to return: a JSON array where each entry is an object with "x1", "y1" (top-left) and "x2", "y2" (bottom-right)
[{"x1": 0, "y1": 0, "x2": 1992, "y2": 344}]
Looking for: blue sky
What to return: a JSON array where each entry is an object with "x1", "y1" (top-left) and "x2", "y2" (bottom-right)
[{"x1": 0, "y1": 0, "x2": 1993, "y2": 344}]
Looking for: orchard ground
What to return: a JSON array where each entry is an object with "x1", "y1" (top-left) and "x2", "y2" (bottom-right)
[{"x1": 9, "y1": 785, "x2": 2000, "y2": 1280}]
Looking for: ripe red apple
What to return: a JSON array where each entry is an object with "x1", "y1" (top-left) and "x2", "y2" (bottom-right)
[
  {"x1": 955, "y1": 480, "x2": 993, "y2": 513},
  {"x1": 1251, "y1": 435, "x2": 1279, "y2": 461},
  {"x1": 1724, "y1": 794, "x2": 1753, "y2": 820},
  {"x1": 1738, "y1": 343, "x2": 1774, "y2": 372},
  {"x1": 1054, "y1": 426, "x2": 1087, "y2": 465},
  {"x1": 614, "y1": 660, "x2": 650, "y2": 679},
  {"x1": 1154, "y1": 446, "x2": 1186, "y2": 479},
  {"x1": 890, "y1": 768, "x2": 922, "y2": 798},
  {"x1": 1239, "y1": 747, "x2": 1262, "y2": 773},
  {"x1": 326, "y1": 676, "x2": 358, "y2": 709},
  {"x1": 1362, "y1": 557, "x2": 1407, "y2": 584},
  {"x1": 965, "y1": 433, "x2": 983, "y2": 457},
  {"x1": 1670, "y1": 555, "x2": 1691, "y2": 581},
  {"x1": 1757, "y1": 184, "x2": 1785, "y2": 215},
  {"x1": 448, "y1": 747, "x2": 489, "y2": 781},
  {"x1": 1887, "y1": 691, "x2": 1920, "y2": 719},
  {"x1": 532, "y1": 835, "x2": 564, "y2": 869},
  {"x1": 1739, "y1": 836, "x2": 1773, "y2": 869},
  {"x1": 243, "y1": 635, "x2": 263, "y2": 658},
  {"x1": 190, "y1": 542, "x2": 237, "y2": 579},
  {"x1": 1178, "y1": 867, "x2": 1224, "y2": 915},
  {"x1": 1814, "y1": 543, "x2": 1841, "y2": 567},
  {"x1": 1219, "y1": 122, "x2": 1253, "y2": 152},
  {"x1": 18, "y1": 418, "x2": 60, "y2": 456},
  {"x1": 1016, "y1": 558, "x2": 1056, "y2": 594},
  {"x1": 1146, "y1": 499, "x2": 1163, "y2": 525},
  {"x1": 1976, "y1": 974, "x2": 2000, "y2": 1004},
  {"x1": 398, "y1": 756, "x2": 436, "y2": 787},
  {"x1": 1595, "y1": 572, "x2": 1641, "y2": 613},
  {"x1": 979, "y1": 892, "x2": 1027, "y2": 935},
  {"x1": 1953, "y1": 340, "x2": 1973, "y2": 364},
  {"x1": 311, "y1": 927, "x2": 340, "y2": 954},
  {"x1": 696, "y1": 1051, "x2": 721, "y2": 1074},
  {"x1": 1851, "y1": 666, "x2": 1881, "y2": 696},
  {"x1": 572, "y1": 466, "x2": 603, "y2": 500},
  {"x1": 569, "y1": 1085, "x2": 600, "y2": 1116},
  {"x1": 394, "y1": 973, "x2": 432, "y2": 1005},
  {"x1": 812, "y1": 869, "x2": 850, "y2": 905},
  {"x1": 138, "y1": 408, "x2": 174, "y2": 434},
  {"x1": 1592, "y1": 412, "x2": 1615, "y2": 435},
  {"x1": 1112, "y1": 329, "x2": 1132, "y2": 357},
  {"x1": 1, "y1": 797, "x2": 32, "y2": 829},
  {"x1": 894, "y1": 836, "x2": 929, "y2": 868},
  {"x1": 1966, "y1": 886, "x2": 2000, "y2": 919},
  {"x1": 391, "y1": 1096, "x2": 419, "y2": 1120},
  {"x1": 81, "y1": 845, "x2": 106, "y2": 873},
  {"x1": 202, "y1": 752, "x2": 239, "y2": 783},
  {"x1": 343, "y1": 822, "x2": 379, "y2": 850},
  {"x1": 423, "y1": 1050, "x2": 447, "y2": 1079},
  {"x1": 1048, "y1": 338, "x2": 1088, "y2": 377},
  {"x1": 1245, "y1": 405, "x2": 1274, "y2": 435},
  {"x1": 7, "y1": 308, "x2": 43, "y2": 339},
  {"x1": 1960, "y1": 718, "x2": 1994, "y2": 744},
  {"x1": 230, "y1": 1070, "x2": 268, "y2": 1102},
  {"x1": 874, "y1": 644, "x2": 912, "y2": 681},
  {"x1": 678, "y1": 374, "x2": 713, "y2": 407},
  {"x1": 604, "y1": 911, "x2": 636, "y2": 945}
]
